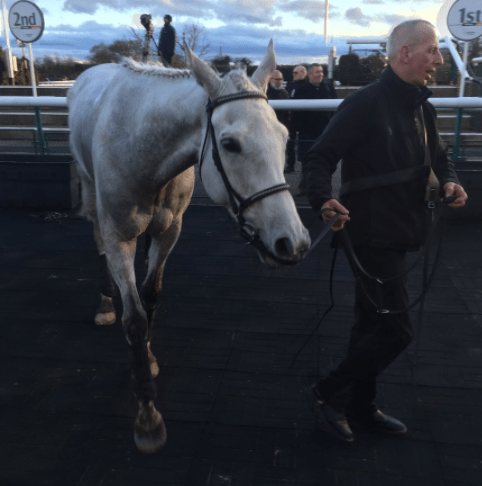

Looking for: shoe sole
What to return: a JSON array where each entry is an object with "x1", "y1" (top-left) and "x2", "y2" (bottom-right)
[
  {"x1": 313, "y1": 401, "x2": 355, "y2": 443},
  {"x1": 349, "y1": 420, "x2": 408, "y2": 435}
]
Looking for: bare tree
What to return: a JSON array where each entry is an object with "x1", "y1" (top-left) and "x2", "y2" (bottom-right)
[
  {"x1": 179, "y1": 23, "x2": 210, "y2": 58},
  {"x1": 88, "y1": 39, "x2": 143, "y2": 64}
]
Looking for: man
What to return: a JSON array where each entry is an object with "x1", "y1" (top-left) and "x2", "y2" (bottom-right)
[
  {"x1": 158, "y1": 14, "x2": 177, "y2": 66},
  {"x1": 285, "y1": 65, "x2": 308, "y2": 97},
  {"x1": 267, "y1": 70, "x2": 290, "y2": 128},
  {"x1": 304, "y1": 19, "x2": 467, "y2": 443},
  {"x1": 293, "y1": 64, "x2": 337, "y2": 191},
  {"x1": 284, "y1": 65, "x2": 308, "y2": 173}
]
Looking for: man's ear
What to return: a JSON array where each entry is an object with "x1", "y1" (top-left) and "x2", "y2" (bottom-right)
[{"x1": 399, "y1": 45, "x2": 411, "y2": 64}]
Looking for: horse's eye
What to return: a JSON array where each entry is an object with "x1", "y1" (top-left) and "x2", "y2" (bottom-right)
[{"x1": 220, "y1": 138, "x2": 241, "y2": 153}]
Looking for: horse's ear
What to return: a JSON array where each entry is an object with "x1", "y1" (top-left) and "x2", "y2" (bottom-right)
[
  {"x1": 184, "y1": 42, "x2": 221, "y2": 99},
  {"x1": 251, "y1": 39, "x2": 276, "y2": 92}
]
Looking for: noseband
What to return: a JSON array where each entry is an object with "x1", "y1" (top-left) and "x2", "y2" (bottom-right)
[{"x1": 199, "y1": 91, "x2": 294, "y2": 265}]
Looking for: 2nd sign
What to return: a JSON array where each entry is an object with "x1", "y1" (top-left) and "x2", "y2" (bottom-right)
[
  {"x1": 447, "y1": 0, "x2": 482, "y2": 41},
  {"x1": 8, "y1": 0, "x2": 45, "y2": 43}
]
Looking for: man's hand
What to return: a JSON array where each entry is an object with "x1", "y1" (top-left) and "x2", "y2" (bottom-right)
[
  {"x1": 321, "y1": 199, "x2": 350, "y2": 232},
  {"x1": 443, "y1": 182, "x2": 468, "y2": 209}
]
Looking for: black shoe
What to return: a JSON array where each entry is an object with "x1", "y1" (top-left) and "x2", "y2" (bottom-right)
[
  {"x1": 312, "y1": 390, "x2": 354, "y2": 443},
  {"x1": 284, "y1": 167, "x2": 294, "y2": 173},
  {"x1": 295, "y1": 191, "x2": 306, "y2": 197},
  {"x1": 349, "y1": 410, "x2": 407, "y2": 435}
]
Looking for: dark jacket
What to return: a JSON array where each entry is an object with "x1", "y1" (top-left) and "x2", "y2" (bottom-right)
[
  {"x1": 304, "y1": 65, "x2": 460, "y2": 251},
  {"x1": 292, "y1": 81, "x2": 337, "y2": 140},
  {"x1": 159, "y1": 25, "x2": 176, "y2": 56},
  {"x1": 267, "y1": 84, "x2": 290, "y2": 128},
  {"x1": 285, "y1": 79, "x2": 307, "y2": 97}
]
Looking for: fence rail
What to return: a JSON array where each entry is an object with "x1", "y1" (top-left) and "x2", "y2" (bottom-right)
[{"x1": 0, "y1": 96, "x2": 482, "y2": 110}]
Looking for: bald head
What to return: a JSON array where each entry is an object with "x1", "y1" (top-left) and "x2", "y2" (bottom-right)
[
  {"x1": 387, "y1": 20, "x2": 435, "y2": 61},
  {"x1": 293, "y1": 65, "x2": 307, "y2": 80},
  {"x1": 270, "y1": 70, "x2": 284, "y2": 89},
  {"x1": 388, "y1": 19, "x2": 443, "y2": 87}
]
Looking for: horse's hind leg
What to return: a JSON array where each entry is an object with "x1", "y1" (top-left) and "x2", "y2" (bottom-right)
[
  {"x1": 102, "y1": 231, "x2": 166, "y2": 453},
  {"x1": 79, "y1": 179, "x2": 117, "y2": 325},
  {"x1": 141, "y1": 218, "x2": 183, "y2": 378},
  {"x1": 95, "y1": 251, "x2": 117, "y2": 326}
]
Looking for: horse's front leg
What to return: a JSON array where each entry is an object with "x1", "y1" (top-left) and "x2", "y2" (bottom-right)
[
  {"x1": 104, "y1": 235, "x2": 167, "y2": 454},
  {"x1": 141, "y1": 219, "x2": 183, "y2": 379}
]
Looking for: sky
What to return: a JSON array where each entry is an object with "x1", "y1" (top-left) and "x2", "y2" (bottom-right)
[{"x1": 0, "y1": 0, "x2": 457, "y2": 65}]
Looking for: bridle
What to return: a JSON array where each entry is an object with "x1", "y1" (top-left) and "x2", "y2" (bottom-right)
[{"x1": 199, "y1": 90, "x2": 295, "y2": 265}]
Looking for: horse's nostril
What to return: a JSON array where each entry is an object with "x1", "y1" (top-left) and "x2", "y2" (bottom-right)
[{"x1": 274, "y1": 237, "x2": 293, "y2": 258}]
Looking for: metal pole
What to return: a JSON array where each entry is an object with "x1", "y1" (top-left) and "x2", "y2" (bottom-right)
[
  {"x1": 324, "y1": 0, "x2": 329, "y2": 44},
  {"x1": 452, "y1": 41, "x2": 470, "y2": 162},
  {"x1": 1, "y1": 0, "x2": 15, "y2": 85},
  {"x1": 28, "y1": 42, "x2": 48, "y2": 155},
  {"x1": 458, "y1": 41, "x2": 469, "y2": 97}
]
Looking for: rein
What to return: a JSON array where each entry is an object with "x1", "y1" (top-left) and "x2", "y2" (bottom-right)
[
  {"x1": 288, "y1": 204, "x2": 448, "y2": 372},
  {"x1": 199, "y1": 90, "x2": 293, "y2": 265}
]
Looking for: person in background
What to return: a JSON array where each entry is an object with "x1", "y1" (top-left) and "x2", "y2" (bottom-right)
[
  {"x1": 304, "y1": 19, "x2": 467, "y2": 443},
  {"x1": 158, "y1": 15, "x2": 177, "y2": 66},
  {"x1": 286, "y1": 65, "x2": 308, "y2": 97},
  {"x1": 293, "y1": 64, "x2": 337, "y2": 193},
  {"x1": 284, "y1": 65, "x2": 308, "y2": 173},
  {"x1": 267, "y1": 70, "x2": 290, "y2": 129}
]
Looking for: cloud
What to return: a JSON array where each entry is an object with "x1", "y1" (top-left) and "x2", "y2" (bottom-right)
[
  {"x1": 278, "y1": 1, "x2": 342, "y2": 23},
  {"x1": 362, "y1": 0, "x2": 384, "y2": 4},
  {"x1": 345, "y1": 7, "x2": 371, "y2": 27},
  {"x1": 61, "y1": 0, "x2": 280, "y2": 26},
  {"x1": 378, "y1": 13, "x2": 411, "y2": 25},
  {"x1": 279, "y1": 1, "x2": 325, "y2": 22}
]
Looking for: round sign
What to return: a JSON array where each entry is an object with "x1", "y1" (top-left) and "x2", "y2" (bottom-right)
[
  {"x1": 8, "y1": 0, "x2": 45, "y2": 43},
  {"x1": 447, "y1": 0, "x2": 482, "y2": 41}
]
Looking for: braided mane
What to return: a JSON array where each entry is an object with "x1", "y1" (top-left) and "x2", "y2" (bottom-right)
[{"x1": 122, "y1": 58, "x2": 192, "y2": 80}]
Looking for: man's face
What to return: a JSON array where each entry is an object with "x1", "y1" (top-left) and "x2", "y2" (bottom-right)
[
  {"x1": 309, "y1": 66, "x2": 324, "y2": 84},
  {"x1": 293, "y1": 67, "x2": 306, "y2": 81},
  {"x1": 164, "y1": 17, "x2": 171, "y2": 25},
  {"x1": 270, "y1": 72, "x2": 283, "y2": 88},
  {"x1": 406, "y1": 27, "x2": 443, "y2": 87}
]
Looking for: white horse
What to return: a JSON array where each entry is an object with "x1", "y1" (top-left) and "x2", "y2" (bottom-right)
[{"x1": 68, "y1": 41, "x2": 310, "y2": 453}]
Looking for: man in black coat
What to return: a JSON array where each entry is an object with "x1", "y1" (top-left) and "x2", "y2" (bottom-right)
[
  {"x1": 293, "y1": 64, "x2": 337, "y2": 193},
  {"x1": 304, "y1": 20, "x2": 467, "y2": 443},
  {"x1": 158, "y1": 15, "x2": 177, "y2": 66},
  {"x1": 284, "y1": 65, "x2": 308, "y2": 173},
  {"x1": 266, "y1": 70, "x2": 290, "y2": 128},
  {"x1": 285, "y1": 65, "x2": 307, "y2": 97}
]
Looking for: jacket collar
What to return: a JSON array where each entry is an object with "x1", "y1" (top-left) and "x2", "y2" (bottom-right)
[{"x1": 380, "y1": 65, "x2": 432, "y2": 107}]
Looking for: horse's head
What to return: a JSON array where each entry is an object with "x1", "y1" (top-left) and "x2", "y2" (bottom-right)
[{"x1": 185, "y1": 41, "x2": 310, "y2": 268}]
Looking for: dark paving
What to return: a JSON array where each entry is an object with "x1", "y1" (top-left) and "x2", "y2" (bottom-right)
[{"x1": 0, "y1": 202, "x2": 481, "y2": 486}]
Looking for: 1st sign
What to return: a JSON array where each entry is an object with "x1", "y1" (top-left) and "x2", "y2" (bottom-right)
[
  {"x1": 447, "y1": 0, "x2": 482, "y2": 41},
  {"x1": 8, "y1": 0, "x2": 44, "y2": 43}
]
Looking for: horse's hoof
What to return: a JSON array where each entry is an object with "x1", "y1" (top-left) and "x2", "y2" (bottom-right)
[
  {"x1": 94, "y1": 311, "x2": 116, "y2": 326},
  {"x1": 134, "y1": 405, "x2": 167, "y2": 454}
]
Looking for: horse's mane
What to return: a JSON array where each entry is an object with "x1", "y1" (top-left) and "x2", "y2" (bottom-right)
[
  {"x1": 122, "y1": 58, "x2": 192, "y2": 80},
  {"x1": 122, "y1": 58, "x2": 259, "y2": 95}
]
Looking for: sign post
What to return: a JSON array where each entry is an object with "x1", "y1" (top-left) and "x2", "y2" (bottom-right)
[
  {"x1": 8, "y1": 1, "x2": 47, "y2": 153},
  {"x1": 1, "y1": 0, "x2": 16, "y2": 84},
  {"x1": 444, "y1": 0, "x2": 482, "y2": 160}
]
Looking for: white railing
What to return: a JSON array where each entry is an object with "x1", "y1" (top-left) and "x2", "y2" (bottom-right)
[
  {"x1": 0, "y1": 96, "x2": 68, "y2": 108},
  {"x1": 269, "y1": 98, "x2": 482, "y2": 110},
  {"x1": 0, "y1": 97, "x2": 481, "y2": 110}
]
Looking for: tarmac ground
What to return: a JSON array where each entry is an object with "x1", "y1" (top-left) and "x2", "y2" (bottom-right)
[{"x1": 0, "y1": 189, "x2": 481, "y2": 485}]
